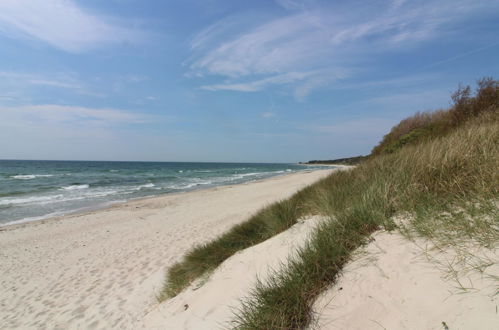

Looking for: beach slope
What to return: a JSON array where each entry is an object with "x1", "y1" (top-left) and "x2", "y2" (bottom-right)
[{"x1": 0, "y1": 169, "x2": 332, "y2": 329}]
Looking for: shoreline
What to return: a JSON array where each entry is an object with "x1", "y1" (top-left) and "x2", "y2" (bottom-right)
[
  {"x1": 0, "y1": 168, "x2": 334, "y2": 329},
  {"x1": 0, "y1": 167, "x2": 336, "y2": 230}
]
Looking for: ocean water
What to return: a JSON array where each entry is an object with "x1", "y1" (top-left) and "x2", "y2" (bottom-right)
[{"x1": 0, "y1": 160, "x2": 329, "y2": 226}]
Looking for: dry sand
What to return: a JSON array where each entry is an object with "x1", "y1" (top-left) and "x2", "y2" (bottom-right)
[
  {"x1": 0, "y1": 169, "x2": 334, "y2": 329},
  {"x1": 141, "y1": 216, "x2": 325, "y2": 329},
  {"x1": 142, "y1": 224, "x2": 498, "y2": 330},
  {"x1": 311, "y1": 231, "x2": 499, "y2": 330}
]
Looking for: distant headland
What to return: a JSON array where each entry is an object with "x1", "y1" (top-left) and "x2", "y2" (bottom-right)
[{"x1": 300, "y1": 155, "x2": 367, "y2": 166}]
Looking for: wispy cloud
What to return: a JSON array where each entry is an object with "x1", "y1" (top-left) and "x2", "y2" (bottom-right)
[
  {"x1": 0, "y1": 104, "x2": 151, "y2": 126},
  {"x1": 0, "y1": 71, "x2": 82, "y2": 90},
  {"x1": 275, "y1": 0, "x2": 308, "y2": 11},
  {"x1": 0, "y1": 71, "x2": 109, "y2": 101},
  {"x1": 189, "y1": 13, "x2": 328, "y2": 78},
  {"x1": 0, "y1": 71, "x2": 153, "y2": 101},
  {"x1": 0, "y1": 0, "x2": 143, "y2": 52},
  {"x1": 201, "y1": 71, "x2": 315, "y2": 91},
  {"x1": 188, "y1": 0, "x2": 497, "y2": 99},
  {"x1": 0, "y1": 104, "x2": 175, "y2": 161},
  {"x1": 201, "y1": 69, "x2": 348, "y2": 100}
]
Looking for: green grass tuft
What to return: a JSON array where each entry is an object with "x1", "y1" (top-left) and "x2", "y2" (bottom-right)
[{"x1": 158, "y1": 198, "x2": 303, "y2": 300}]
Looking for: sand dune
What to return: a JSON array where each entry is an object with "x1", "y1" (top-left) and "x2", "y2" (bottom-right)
[
  {"x1": 0, "y1": 169, "x2": 333, "y2": 329},
  {"x1": 141, "y1": 216, "x2": 325, "y2": 329},
  {"x1": 142, "y1": 224, "x2": 498, "y2": 330},
  {"x1": 311, "y1": 232, "x2": 499, "y2": 330}
]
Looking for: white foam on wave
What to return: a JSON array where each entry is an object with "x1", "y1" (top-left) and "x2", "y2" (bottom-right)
[
  {"x1": 168, "y1": 179, "x2": 213, "y2": 190},
  {"x1": 187, "y1": 181, "x2": 211, "y2": 188},
  {"x1": 181, "y1": 183, "x2": 198, "y2": 189},
  {"x1": 0, "y1": 198, "x2": 127, "y2": 227},
  {"x1": 0, "y1": 194, "x2": 65, "y2": 206},
  {"x1": 229, "y1": 172, "x2": 265, "y2": 180},
  {"x1": 240, "y1": 172, "x2": 261, "y2": 177},
  {"x1": 2, "y1": 168, "x2": 298, "y2": 209},
  {"x1": 227, "y1": 169, "x2": 294, "y2": 182},
  {"x1": 0, "y1": 187, "x2": 123, "y2": 206},
  {"x1": 71, "y1": 189, "x2": 122, "y2": 200},
  {"x1": 132, "y1": 183, "x2": 155, "y2": 190},
  {"x1": 165, "y1": 169, "x2": 296, "y2": 190},
  {"x1": 81, "y1": 189, "x2": 121, "y2": 198},
  {"x1": 11, "y1": 174, "x2": 54, "y2": 180},
  {"x1": 60, "y1": 184, "x2": 89, "y2": 190}
]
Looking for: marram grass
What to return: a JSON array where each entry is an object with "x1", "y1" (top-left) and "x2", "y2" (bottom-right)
[
  {"x1": 232, "y1": 111, "x2": 498, "y2": 329},
  {"x1": 160, "y1": 80, "x2": 498, "y2": 329}
]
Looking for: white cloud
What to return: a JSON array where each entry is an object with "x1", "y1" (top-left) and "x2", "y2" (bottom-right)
[
  {"x1": 188, "y1": 0, "x2": 497, "y2": 99},
  {"x1": 201, "y1": 69, "x2": 348, "y2": 100},
  {"x1": 189, "y1": 13, "x2": 327, "y2": 78},
  {"x1": 0, "y1": 0, "x2": 142, "y2": 52}
]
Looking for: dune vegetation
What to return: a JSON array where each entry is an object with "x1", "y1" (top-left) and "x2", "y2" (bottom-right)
[
  {"x1": 159, "y1": 78, "x2": 498, "y2": 329},
  {"x1": 371, "y1": 77, "x2": 497, "y2": 155}
]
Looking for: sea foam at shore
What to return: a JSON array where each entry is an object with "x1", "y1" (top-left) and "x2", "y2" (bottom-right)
[{"x1": 0, "y1": 160, "x2": 328, "y2": 225}]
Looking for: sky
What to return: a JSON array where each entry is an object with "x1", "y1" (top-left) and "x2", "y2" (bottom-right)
[{"x1": 0, "y1": 0, "x2": 498, "y2": 163}]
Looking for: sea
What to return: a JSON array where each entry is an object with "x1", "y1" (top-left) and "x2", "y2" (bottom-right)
[{"x1": 0, "y1": 160, "x2": 329, "y2": 226}]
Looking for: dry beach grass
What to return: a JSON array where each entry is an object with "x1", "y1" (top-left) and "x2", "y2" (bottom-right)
[{"x1": 159, "y1": 79, "x2": 498, "y2": 329}]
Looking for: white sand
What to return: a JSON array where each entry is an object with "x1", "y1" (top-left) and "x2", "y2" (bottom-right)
[
  {"x1": 311, "y1": 231, "x2": 499, "y2": 330},
  {"x1": 0, "y1": 169, "x2": 334, "y2": 329},
  {"x1": 141, "y1": 216, "x2": 325, "y2": 329},
  {"x1": 143, "y1": 225, "x2": 498, "y2": 330}
]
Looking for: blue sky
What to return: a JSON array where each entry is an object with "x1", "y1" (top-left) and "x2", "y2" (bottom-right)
[{"x1": 0, "y1": 0, "x2": 498, "y2": 162}]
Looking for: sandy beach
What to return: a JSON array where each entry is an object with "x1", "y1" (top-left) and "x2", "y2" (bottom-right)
[
  {"x1": 0, "y1": 169, "x2": 333, "y2": 329},
  {"x1": 2, "y1": 166, "x2": 496, "y2": 329}
]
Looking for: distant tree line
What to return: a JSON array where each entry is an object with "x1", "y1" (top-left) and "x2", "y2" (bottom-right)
[{"x1": 305, "y1": 156, "x2": 367, "y2": 165}]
